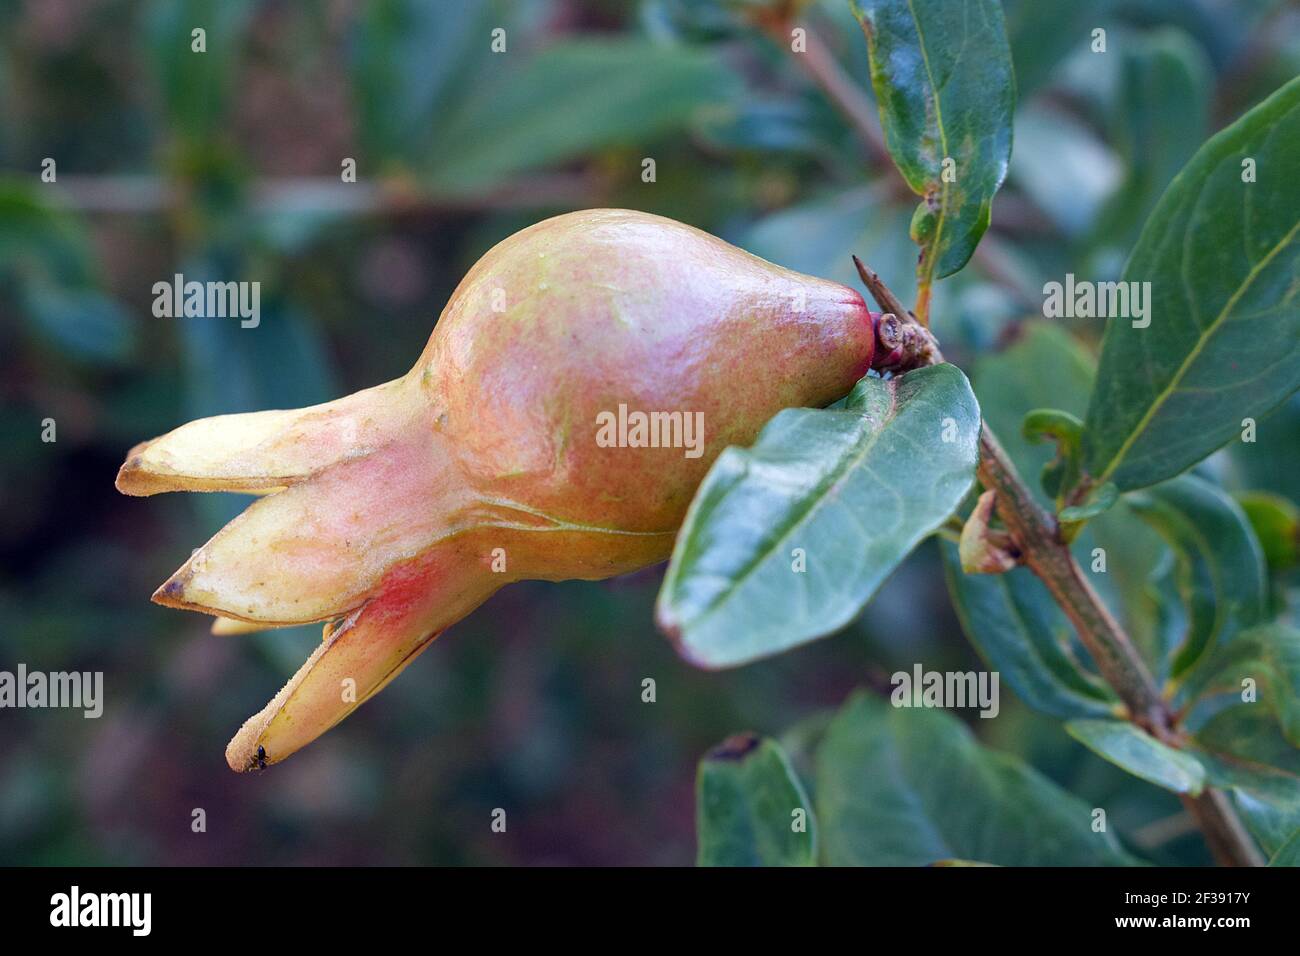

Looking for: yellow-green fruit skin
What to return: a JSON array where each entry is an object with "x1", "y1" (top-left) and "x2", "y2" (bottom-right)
[{"x1": 417, "y1": 208, "x2": 876, "y2": 577}]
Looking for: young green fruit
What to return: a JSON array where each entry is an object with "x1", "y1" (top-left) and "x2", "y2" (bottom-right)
[{"x1": 116, "y1": 209, "x2": 878, "y2": 770}]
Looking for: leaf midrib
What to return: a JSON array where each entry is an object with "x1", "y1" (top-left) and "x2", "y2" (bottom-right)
[
  {"x1": 680, "y1": 382, "x2": 903, "y2": 628},
  {"x1": 907, "y1": 0, "x2": 949, "y2": 285}
]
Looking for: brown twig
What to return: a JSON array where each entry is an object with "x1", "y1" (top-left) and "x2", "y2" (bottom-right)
[
  {"x1": 976, "y1": 428, "x2": 1171, "y2": 734},
  {"x1": 857, "y1": 264, "x2": 1265, "y2": 867},
  {"x1": 1181, "y1": 790, "x2": 1266, "y2": 867}
]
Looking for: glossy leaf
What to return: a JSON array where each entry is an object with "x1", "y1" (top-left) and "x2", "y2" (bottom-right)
[
  {"x1": 1127, "y1": 474, "x2": 1267, "y2": 678},
  {"x1": 942, "y1": 542, "x2": 1115, "y2": 720},
  {"x1": 1066, "y1": 719, "x2": 1206, "y2": 796},
  {"x1": 657, "y1": 364, "x2": 979, "y2": 668},
  {"x1": 814, "y1": 693, "x2": 1141, "y2": 865},
  {"x1": 1082, "y1": 76, "x2": 1300, "y2": 491},
  {"x1": 696, "y1": 735, "x2": 816, "y2": 867},
  {"x1": 849, "y1": 0, "x2": 1014, "y2": 284}
]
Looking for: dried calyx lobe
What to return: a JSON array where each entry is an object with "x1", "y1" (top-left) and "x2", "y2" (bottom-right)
[
  {"x1": 115, "y1": 209, "x2": 889, "y2": 771},
  {"x1": 870, "y1": 311, "x2": 941, "y2": 373}
]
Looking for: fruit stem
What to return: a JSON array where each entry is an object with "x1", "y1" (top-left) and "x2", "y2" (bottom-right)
[{"x1": 855, "y1": 262, "x2": 1265, "y2": 867}]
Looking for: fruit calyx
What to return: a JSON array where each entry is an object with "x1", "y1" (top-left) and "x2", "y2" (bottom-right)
[{"x1": 856, "y1": 255, "x2": 942, "y2": 374}]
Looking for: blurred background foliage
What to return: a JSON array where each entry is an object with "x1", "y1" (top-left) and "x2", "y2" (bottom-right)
[{"x1": 0, "y1": 0, "x2": 1297, "y2": 865}]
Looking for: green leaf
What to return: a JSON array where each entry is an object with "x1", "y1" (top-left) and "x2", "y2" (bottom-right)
[
  {"x1": 1022, "y1": 408, "x2": 1084, "y2": 449},
  {"x1": 1066, "y1": 719, "x2": 1207, "y2": 796},
  {"x1": 814, "y1": 692, "x2": 1141, "y2": 865},
  {"x1": 657, "y1": 364, "x2": 979, "y2": 668},
  {"x1": 1188, "y1": 623, "x2": 1300, "y2": 746},
  {"x1": 1058, "y1": 481, "x2": 1118, "y2": 525},
  {"x1": 1081, "y1": 76, "x2": 1300, "y2": 492},
  {"x1": 1236, "y1": 491, "x2": 1300, "y2": 572},
  {"x1": 1192, "y1": 707, "x2": 1300, "y2": 856},
  {"x1": 695, "y1": 97, "x2": 821, "y2": 155},
  {"x1": 1268, "y1": 829, "x2": 1300, "y2": 866},
  {"x1": 427, "y1": 39, "x2": 738, "y2": 191},
  {"x1": 849, "y1": 0, "x2": 1015, "y2": 283},
  {"x1": 1022, "y1": 408, "x2": 1085, "y2": 505},
  {"x1": 941, "y1": 542, "x2": 1115, "y2": 720},
  {"x1": 1127, "y1": 474, "x2": 1268, "y2": 678},
  {"x1": 696, "y1": 735, "x2": 816, "y2": 867}
]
